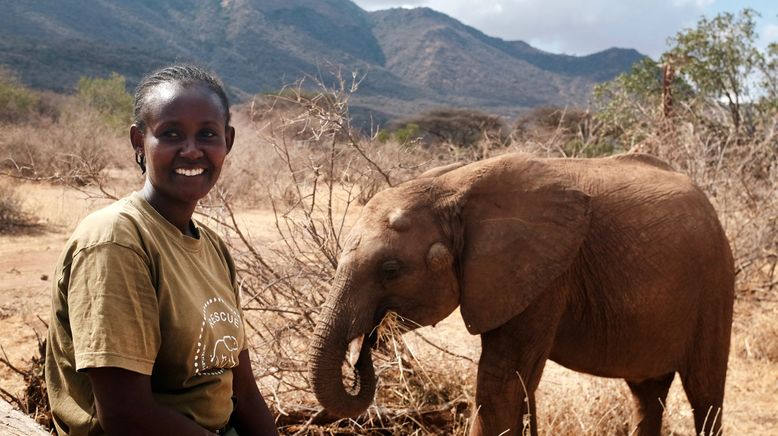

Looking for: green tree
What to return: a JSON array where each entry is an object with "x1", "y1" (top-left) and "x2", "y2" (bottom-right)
[
  {"x1": 594, "y1": 8, "x2": 775, "y2": 142},
  {"x1": 667, "y1": 8, "x2": 765, "y2": 131},
  {"x1": 758, "y1": 42, "x2": 778, "y2": 113},
  {"x1": 0, "y1": 68, "x2": 40, "y2": 123},
  {"x1": 592, "y1": 58, "x2": 674, "y2": 140},
  {"x1": 399, "y1": 109, "x2": 505, "y2": 148},
  {"x1": 394, "y1": 123, "x2": 420, "y2": 145},
  {"x1": 77, "y1": 73, "x2": 133, "y2": 128}
]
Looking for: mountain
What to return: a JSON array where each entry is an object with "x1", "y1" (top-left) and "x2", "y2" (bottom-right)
[{"x1": 0, "y1": 0, "x2": 645, "y2": 123}]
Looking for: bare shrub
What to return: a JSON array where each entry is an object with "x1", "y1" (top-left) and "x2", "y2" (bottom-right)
[
  {"x1": 220, "y1": 73, "x2": 435, "y2": 207},
  {"x1": 0, "y1": 98, "x2": 127, "y2": 199},
  {"x1": 512, "y1": 106, "x2": 615, "y2": 158},
  {"x1": 0, "y1": 182, "x2": 39, "y2": 234},
  {"x1": 0, "y1": 331, "x2": 52, "y2": 430},
  {"x1": 627, "y1": 111, "x2": 778, "y2": 299}
]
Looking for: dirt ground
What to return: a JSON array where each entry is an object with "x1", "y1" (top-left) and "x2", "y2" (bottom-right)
[{"x1": 1, "y1": 181, "x2": 776, "y2": 435}]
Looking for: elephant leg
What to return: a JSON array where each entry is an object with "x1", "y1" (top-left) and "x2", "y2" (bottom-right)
[
  {"x1": 625, "y1": 373, "x2": 675, "y2": 436},
  {"x1": 469, "y1": 295, "x2": 562, "y2": 436},
  {"x1": 678, "y1": 320, "x2": 730, "y2": 435},
  {"x1": 679, "y1": 360, "x2": 727, "y2": 435}
]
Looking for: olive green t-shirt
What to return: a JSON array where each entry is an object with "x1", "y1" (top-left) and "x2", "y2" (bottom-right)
[{"x1": 46, "y1": 193, "x2": 246, "y2": 435}]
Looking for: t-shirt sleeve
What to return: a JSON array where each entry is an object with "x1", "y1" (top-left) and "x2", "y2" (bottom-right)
[{"x1": 68, "y1": 243, "x2": 161, "y2": 374}]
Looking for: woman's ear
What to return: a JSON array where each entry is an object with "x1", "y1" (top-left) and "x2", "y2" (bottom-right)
[
  {"x1": 130, "y1": 124, "x2": 144, "y2": 155},
  {"x1": 225, "y1": 126, "x2": 235, "y2": 154}
]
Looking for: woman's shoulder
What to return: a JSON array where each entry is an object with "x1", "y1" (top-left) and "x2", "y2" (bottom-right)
[{"x1": 67, "y1": 195, "x2": 149, "y2": 253}]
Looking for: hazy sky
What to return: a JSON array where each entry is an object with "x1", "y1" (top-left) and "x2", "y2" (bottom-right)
[{"x1": 352, "y1": 0, "x2": 778, "y2": 58}]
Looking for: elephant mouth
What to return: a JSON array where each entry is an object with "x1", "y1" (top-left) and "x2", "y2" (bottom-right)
[
  {"x1": 347, "y1": 312, "x2": 383, "y2": 362},
  {"x1": 369, "y1": 309, "x2": 385, "y2": 343}
]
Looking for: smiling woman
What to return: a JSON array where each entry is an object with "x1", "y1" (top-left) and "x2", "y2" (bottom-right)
[
  {"x1": 45, "y1": 65, "x2": 278, "y2": 436},
  {"x1": 130, "y1": 78, "x2": 233, "y2": 236}
]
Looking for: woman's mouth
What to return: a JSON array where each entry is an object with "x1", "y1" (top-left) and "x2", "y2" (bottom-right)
[{"x1": 175, "y1": 168, "x2": 205, "y2": 177}]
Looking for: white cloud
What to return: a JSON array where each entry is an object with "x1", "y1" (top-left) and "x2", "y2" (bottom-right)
[
  {"x1": 352, "y1": 0, "x2": 776, "y2": 58},
  {"x1": 672, "y1": 0, "x2": 714, "y2": 7}
]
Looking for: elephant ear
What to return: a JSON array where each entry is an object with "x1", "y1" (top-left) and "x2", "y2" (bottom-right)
[{"x1": 459, "y1": 183, "x2": 591, "y2": 334}]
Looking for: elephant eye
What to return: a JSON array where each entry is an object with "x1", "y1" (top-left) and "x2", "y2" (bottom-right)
[{"x1": 381, "y1": 260, "x2": 401, "y2": 280}]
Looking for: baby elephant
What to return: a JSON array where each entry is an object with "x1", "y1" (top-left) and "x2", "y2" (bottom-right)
[{"x1": 309, "y1": 152, "x2": 734, "y2": 436}]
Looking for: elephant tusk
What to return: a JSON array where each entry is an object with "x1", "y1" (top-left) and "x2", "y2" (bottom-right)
[{"x1": 347, "y1": 335, "x2": 365, "y2": 367}]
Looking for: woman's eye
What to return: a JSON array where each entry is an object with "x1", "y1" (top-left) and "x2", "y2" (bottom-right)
[
  {"x1": 161, "y1": 130, "x2": 180, "y2": 139},
  {"x1": 381, "y1": 260, "x2": 401, "y2": 280}
]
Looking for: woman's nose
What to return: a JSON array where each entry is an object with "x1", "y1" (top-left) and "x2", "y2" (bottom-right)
[{"x1": 179, "y1": 139, "x2": 204, "y2": 159}]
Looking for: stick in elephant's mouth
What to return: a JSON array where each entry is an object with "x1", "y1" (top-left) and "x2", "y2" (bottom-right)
[{"x1": 347, "y1": 335, "x2": 364, "y2": 367}]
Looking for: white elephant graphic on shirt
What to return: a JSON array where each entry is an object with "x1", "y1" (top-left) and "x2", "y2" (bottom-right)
[{"x1": 210, "y1": 336, "x2": 239, "y2": 367}]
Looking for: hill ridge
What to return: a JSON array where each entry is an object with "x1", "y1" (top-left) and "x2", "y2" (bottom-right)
[{"x1": 0, "y1": 0, "x2": 645, "y2": 122}]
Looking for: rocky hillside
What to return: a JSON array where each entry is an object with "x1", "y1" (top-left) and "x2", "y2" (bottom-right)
[{"x1": 0, "y1": 0, "x2": 645, "y2": 122}]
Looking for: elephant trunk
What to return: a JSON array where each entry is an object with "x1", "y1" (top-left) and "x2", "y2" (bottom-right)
[{"x1": 309, "y1": 287, "x2": 377, "y2": 418}]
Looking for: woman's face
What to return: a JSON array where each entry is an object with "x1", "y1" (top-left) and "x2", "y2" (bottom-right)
[{"x1": 131, "y1": 82, "x2": 234, "y2": 208}]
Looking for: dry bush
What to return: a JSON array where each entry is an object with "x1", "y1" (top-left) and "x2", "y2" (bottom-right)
[
  {"x1": 0, "y1": 182, "x2": 39, "y2": 234},
  {"x1": 628, "y1": 118, "x2": 777, "y2": 300},
  {"x1": 220, "y1": 75, "x2": 435, "y2": 207},
  {"x1": 0, "y1": 331, "x2": 52, "y2": 430},
  {"x1": 0, "y1": 97, "x2": 128, "y2": 199},
  {"x1": 514, "y1": 106, "x2": 591, "y2": 143},
  {"x1": 503, "y1": 109, "x2": 615, "y2": 160}
]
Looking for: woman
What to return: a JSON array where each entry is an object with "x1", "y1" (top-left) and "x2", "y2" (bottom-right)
[{"x1": 45, "y1": 65, "x2": 278, "y2": 435}]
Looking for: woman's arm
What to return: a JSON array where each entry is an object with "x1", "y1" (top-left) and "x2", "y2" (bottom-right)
[
  {"x1": 88, "y1": 368, "x2": 215, "y2": 436},
  {"x1": 230, "y1": 350, "x2": 279, "y2": 435}
]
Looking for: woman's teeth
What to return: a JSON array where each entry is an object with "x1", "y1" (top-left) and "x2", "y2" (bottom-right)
[{"x1": 175, "y1": 168, "x2": 205, "y2": 176}]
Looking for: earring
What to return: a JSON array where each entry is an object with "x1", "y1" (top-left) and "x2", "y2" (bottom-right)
[{"x1": 135, "y1": 152, "x2": 146, "y2": 174}]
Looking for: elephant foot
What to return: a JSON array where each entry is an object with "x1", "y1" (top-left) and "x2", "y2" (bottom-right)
[{"x1": 626, "y1": 373, "x2": 675, "y2": 436}]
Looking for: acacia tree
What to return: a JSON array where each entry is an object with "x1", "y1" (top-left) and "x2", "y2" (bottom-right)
[
  {"x1": 395, "y1": 108, "x2": 506, "y2": 148},
  {"x1": 592, "y1": 57, "x2": 693, "y2": 143},
  {"x1": 667, "y1": 8, "x2": 765, "y2": 131},
  {"x1": 594, "y1": 8, "x2": 775, "y2": 143}
]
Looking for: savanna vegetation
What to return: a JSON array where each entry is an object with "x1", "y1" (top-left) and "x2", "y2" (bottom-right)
[{"x1": 0, "y1": 8, "x2": 776, "y2": 435}]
